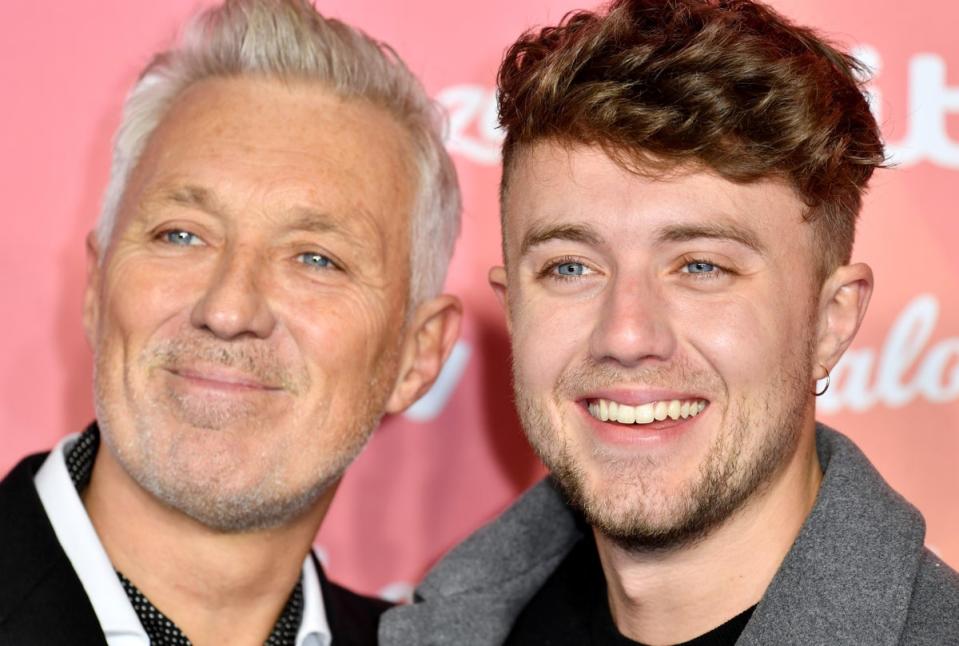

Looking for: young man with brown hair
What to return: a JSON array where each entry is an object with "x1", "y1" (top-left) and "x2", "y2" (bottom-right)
[{"x1": 380, "y1": 1, "x2": 959, "y2": 644}]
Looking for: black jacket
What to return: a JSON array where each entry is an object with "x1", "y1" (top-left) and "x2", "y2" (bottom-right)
[{"x1": 0, "y1": 452, "x2": 390, "y2": 645}]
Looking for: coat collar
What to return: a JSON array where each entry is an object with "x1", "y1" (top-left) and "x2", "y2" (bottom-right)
[
  {"x1": 381, "y1": 425, "x2": 927, "y2": 645},
  {"x1": 382, "y1": 476, "x2": 581, "y2": 644},
  {"x1": 738, "y1": 428, "x2": 925, "y2": 644}
]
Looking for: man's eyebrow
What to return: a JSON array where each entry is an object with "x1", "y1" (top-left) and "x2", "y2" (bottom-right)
[
  {"x1": 287, "y1": 209, "x2": 338, "y2": 234},
  {"x1": 165, "y1": 185, "x2": 222, "y2": 214},
  {"x1": 162, "y1": 188, "x2": 343, "y2": 234},
  {"x1": 155, "y1": 186, "x2": 372, "y2": 250},
  {"x1": 655, "y1": 222, "x2": 766, "y2": 254},
  {"x1": 287, "y1": 208, "x2": 374, "y2": 252},
  {"x1": 520, "y1": 223, "x2": 603, "y2": 256}
]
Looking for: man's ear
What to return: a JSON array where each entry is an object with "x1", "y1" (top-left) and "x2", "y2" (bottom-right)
[
  {"x1": 488, "y1": 265, "x2": 510, "y2": 332},
  {"x1": 813, "y1": 262, "x2": 873, "y2": 380},
  {"x1": 83, "y1": 231, "x2": 103, "y2": 349},
  {"x1": 385, "y1": 294, "x2": 463, "y2": 415}
]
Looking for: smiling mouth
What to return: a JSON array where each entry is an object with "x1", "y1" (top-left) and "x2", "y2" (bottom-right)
[
  {"x1": 170, "y1": 368, "x2": 283, "y2": 392},
  {"x1": 586, "y1": 398, "x2": 708, "y2": 425}
]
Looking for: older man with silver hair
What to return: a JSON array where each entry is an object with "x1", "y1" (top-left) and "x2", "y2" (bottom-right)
[{"x1": 0, "y1": 0, "x2": 461, "y2": 644}]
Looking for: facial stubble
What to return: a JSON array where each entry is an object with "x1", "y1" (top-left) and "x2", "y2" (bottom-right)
[
  {"x1": 513, "y1": 343, "x2": 813, "y2": 552},
  {"x1": 94, "y1": 335, "x2": 396, "y2": 533}
]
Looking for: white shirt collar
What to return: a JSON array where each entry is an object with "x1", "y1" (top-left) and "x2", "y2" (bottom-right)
[
  {"x1": 299, "y1": 552, "x2": 331, "y2": 646},
  {"x1": 34, "y1": 432, "x2": 331, "y2": 646}
]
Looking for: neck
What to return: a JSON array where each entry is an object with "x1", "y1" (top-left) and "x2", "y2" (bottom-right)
[
  {"x1": 83, "y1": 445, "x2": 336, "y2": 646},
  {"x1": 595, "y1": 423, "x2": 822, "y2": 646}
]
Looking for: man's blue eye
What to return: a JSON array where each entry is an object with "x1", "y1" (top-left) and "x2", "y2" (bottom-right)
[
  {"x1": 555, "y1": 262, "x2": 587, "y2": 276},
  {"x1": 164, "y1": 230, "x2": 200, "y2": 246},
  {"x1": 685, "y1": 261, "x2": 716, "y2": 274},
  {"x1": 299, "y1": 253, "x2": 334, "y2": 269}
]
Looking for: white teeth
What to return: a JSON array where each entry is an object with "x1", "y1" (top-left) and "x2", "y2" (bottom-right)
[
  {"x1": 667, "y1": 400, "x2": 681, "y2": 420},
  {"x1": 635, "y1": 402, "x2": 655, "y2": 424},
  {"x1": 654, "y1": 401, "x2": 668, "y2": 421},
  {"x1": 587, "y1": 398, "x2": 707, "y2": 426}
]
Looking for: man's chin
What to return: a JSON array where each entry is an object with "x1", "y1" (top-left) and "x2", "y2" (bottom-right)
[
  {"x1": 102, "y1": 432, "x2": 326, "y2": 533},
  {"x1": 549, "y1": 461, "x2": 731, "y2": 552},
  {"x1": 142, "y1": 468, "x2": 335, "y2": 533},
  {"x1": 583, "y1": 499, "x2": 721, "y2": 553},
  {"x1": 165, "y1": 395, "x2": 269, "y2": 432}
]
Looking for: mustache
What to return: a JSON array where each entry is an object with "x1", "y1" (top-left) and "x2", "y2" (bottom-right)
[
  {"x1": 551, "y1": 355, "x2": 723, "y2": 399},
  {"x1": 145, "y1": 337, "x2": 305, "y2": 394}
]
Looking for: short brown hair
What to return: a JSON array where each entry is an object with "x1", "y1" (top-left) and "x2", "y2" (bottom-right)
[{"x1": 497, "y1": 0, "x2": 885, "y2": 277}]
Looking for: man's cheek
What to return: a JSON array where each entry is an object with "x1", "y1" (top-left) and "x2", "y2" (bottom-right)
[
  {"x1": 684, "y1": 296, "x2": 768, "y2": 356},
  {"x1": 514, "y1": 315, "x2": 556, "y2": 373}
]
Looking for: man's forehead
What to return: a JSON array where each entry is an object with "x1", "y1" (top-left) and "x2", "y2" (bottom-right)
[
  {"x1": 504, "y1": 139, "x2": 802, "y2": 201},
  {"x1": 503, "y1": 139, "x2": 693, "y2": 191},
  {"x1": 136, "y1": 76, "x2": 416, "y2": 188},
  {"x1": 112, "y1": 77, "x2": 416, "y2": 246},
  {"x1": 504, "y1": 141, "x2": 805, "y2": 252}
]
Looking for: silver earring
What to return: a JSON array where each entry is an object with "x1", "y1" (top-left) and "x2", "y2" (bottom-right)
[{"x1": 814, "y1": 367, "x2": 831, "y2": 397}]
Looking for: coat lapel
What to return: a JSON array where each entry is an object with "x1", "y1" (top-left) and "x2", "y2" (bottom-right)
[
  {"x1": 381, "y1": 479, "x2": 583, "y2": 645},
  {"x1": 738, "y1": 427, "x2": 925, "y2": 645},
  {"x1": 0, "y1": 454, "x2": 107, "y2": 645}
]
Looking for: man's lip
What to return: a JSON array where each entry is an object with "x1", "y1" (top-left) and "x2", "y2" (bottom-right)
[
  {"x1": 167, "y1": 367, "x2": 282, "y2": 391},
  {"x1": 575, "y1": 389, "x2": 710, "y2": 442},
  {"x1": 577, "y1": 389, "x2": 710, "y2": 407}
]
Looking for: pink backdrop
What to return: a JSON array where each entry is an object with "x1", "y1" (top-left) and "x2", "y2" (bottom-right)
[{"x1": 1, "y1": 1, "x2": 956, "y2": 599}]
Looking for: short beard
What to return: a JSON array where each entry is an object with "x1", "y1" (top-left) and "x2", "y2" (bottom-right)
[
  {"x1": 94, "y1": 335, "x2": 393, "y2": 533},
  {"x1": 97, "y1": 409, "x2": 380, "y2": 533},
  {"x1": 514, "y1": 346, "x2": 811, "y2": 553}
]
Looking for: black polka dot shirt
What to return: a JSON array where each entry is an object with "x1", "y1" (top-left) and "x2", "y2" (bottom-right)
[{"x1": 66, "y1": 427, "x2": 305, "y2": 646}]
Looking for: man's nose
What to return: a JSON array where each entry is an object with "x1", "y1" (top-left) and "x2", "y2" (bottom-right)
[
  {"x1": 588, "y1": 274, "x2": 676, "y2": 367},
  {"x1": 190, "y1": 248, "x2": 277, "y2": 340}
]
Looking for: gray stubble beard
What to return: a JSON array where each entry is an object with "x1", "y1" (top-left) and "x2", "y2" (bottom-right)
[{"x1": 92, "y1": 337, "x2": 394, "y2": 534}]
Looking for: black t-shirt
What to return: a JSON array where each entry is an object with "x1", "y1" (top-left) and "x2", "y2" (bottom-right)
[{"x1": 505, "y1": 530, "x2": 755, "y2": 646}]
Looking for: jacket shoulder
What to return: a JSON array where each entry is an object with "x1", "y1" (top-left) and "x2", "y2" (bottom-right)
[
  {"x1": 900, "y1": 549, "x2": 959, "y2": 645},
  {"x1": 0, "y1": 453, "x2": 107, "y2": 645}
]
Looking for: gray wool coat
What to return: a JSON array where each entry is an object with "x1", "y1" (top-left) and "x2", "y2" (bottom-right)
[{"x1": 380, "y1": 426, "x2": 959, "y2": 645}]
